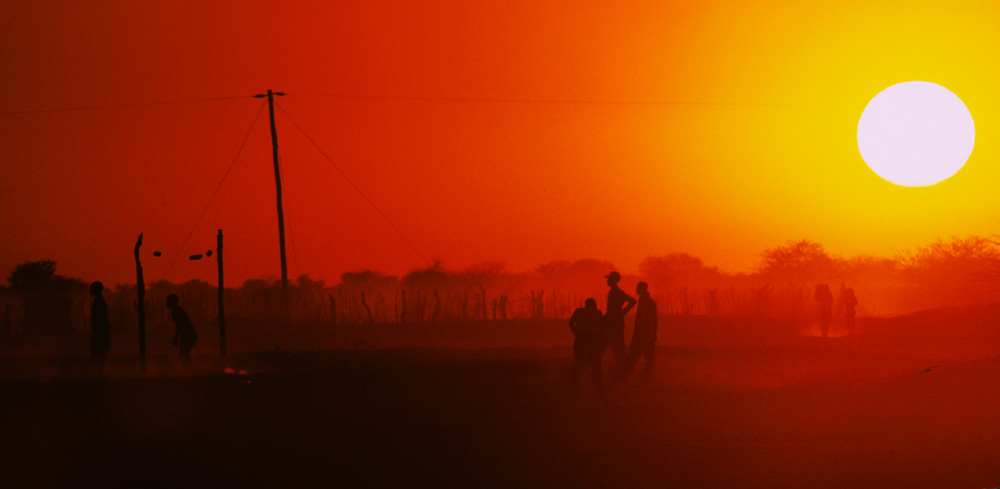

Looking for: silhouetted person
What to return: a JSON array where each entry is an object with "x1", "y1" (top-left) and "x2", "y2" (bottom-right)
[
  {"x1": 844, "y1": 288, "x2": 858, "y2": 335},
  {"x1": 815, "y1": 284, "x2": 833, "y2": 338},
  {"x1": 167, "y1": 294, "x2": 197, "y2": 361},
  {"x1": 600, "y1": 271, "x2": 636, "y2": 374},
  {"x1": 89, "y1": 281, "x2": 111, "y2": 371},
  {"x1": 623, "y1": 282, "x2": 657, "y2": 383},
  {"x1": 569, "y1": 298, "x2": 604, "y2": 395}
]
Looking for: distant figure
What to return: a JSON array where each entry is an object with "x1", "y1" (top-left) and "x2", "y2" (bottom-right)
[
  {"x1": 600, "y1": 271, "x2": 636, "y2": 373},
  {"x1": 89, "y1": 281, "x2": 111, "y2": 371},
  {"x1": 844, "y1": 288, "x2": 858, "y2": 335},
  {"x1": 815, "y1": 284, "x2": 833, "y2": 338},
  {"x1": 167, "y1": 294, "x2": 197, "y2": 360},
  {"x1": 623, "y1": 282, "x2": 658, "y2": 383},
  {"x1": 569, "y1": 298, "x2": 604, "y2": 395}
]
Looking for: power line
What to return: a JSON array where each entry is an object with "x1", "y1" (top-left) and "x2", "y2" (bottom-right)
[
  {"x1": 158, "y1": 101, "x2": 267, "y2": 281},
  {"x1": 0, "y1": 95, "x2": 254, "y2": 116},
  {"x1": 0, "y1": 92, "x2": 802, "y2": 116},
  {"x1": 284, "y1": 92, "x2": 795, "y2": 107},
  {"x1": 273, "y1": 101, "x2": 431, "y2": 265}
]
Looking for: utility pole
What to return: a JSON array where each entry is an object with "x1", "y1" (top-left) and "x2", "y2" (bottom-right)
[{"x1": 253, "y1": 89, "x2": 289, "y2": 317}]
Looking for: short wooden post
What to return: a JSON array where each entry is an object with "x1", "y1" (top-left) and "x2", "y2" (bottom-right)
[
  {"x1": 217, "y1": 229, "x2": 226, "y2": 358},
  {"x1": 135, "y1": 233, "x2": 146, "y2": 374},
  {"x1": 361, "y1": 291, "x2": 374, "y2": 324},
  {"x1": 329, "y1": 294, "x2": 337, "y2": 325},
  {"x1": 400, "y1": 290, "x2": 408, "y2": 323}
]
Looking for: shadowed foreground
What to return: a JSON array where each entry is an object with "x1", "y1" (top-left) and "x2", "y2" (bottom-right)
[{"x1": 4, "y1": 341, "x2": 1000, "y2": 488}]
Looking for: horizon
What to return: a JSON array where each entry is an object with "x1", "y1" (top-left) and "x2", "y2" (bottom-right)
[{"x1": 1, "y1": 235, "x2": 986, "y2": 288}]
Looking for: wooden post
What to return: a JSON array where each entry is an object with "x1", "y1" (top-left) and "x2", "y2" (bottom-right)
[
  {"x1": 478, "y1": 285, "x2": 487, "y2": 321},
  {"x1": 267, "y1": 90, "x2": 289, "y2": 316},
  {"x1": 361, "y1": 291, "x2": 374, "y2": 324},
  {"x1": 135, "y1": 233, "x2": 146, "y2": 374},
  {"x1": 253, "y1": 89, "x2": 289, "y2": 318},
  {"x1": 431, "y1": 290, "x2": 441, "y2": 322},
  {"x1": 400, "y1": 290, "x2": 407, "y2": 323},
  {"x1": 217, "y1": 229, "x2": 226, "y2": 358}
]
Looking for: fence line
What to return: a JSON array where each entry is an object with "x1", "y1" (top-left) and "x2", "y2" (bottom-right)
[{"x1": 0, "y1": 281, "x2": 963, "y2": 336}]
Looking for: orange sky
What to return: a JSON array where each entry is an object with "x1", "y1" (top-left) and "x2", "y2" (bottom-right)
[{"x1": 3, "y1": 0, "x2": 1000, "y2": 285}]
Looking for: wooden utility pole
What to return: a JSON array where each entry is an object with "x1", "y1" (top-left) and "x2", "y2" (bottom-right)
[
  {"x1": 253, "y1": 89, "x2": 289, "y2": 316},
  {"x1": 134, "y1": 233, "x2": 147, "y2": 373},
  {"x1": 217, "y1": 229, "x2": 226, "y2": 357}
]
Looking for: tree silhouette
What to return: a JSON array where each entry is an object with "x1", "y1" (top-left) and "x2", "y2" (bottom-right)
[
  {"x1": 639, "y1": 253, "x2": 723, "y2": 288},
  {"x1": 901, "y1": 236, "x2": 1000, "y2": 303},
  {"x1": 8, "y1": 260, "x2": 58, "y2": 292},
  {"x1": 902, "y1": 236, "x2": 1000, "y2": 275},
  {"x1": 757, "y1": 240, "x2": 841, "y2": 284},
  {"x1": 5, "y1": 260, "x2": 85, "y2": 334},
  {"x1": 403, "y1": 261, "x2": 448, "y2": 288},
  {"x1": 295, "y1": 274, "x2": 326, "y2": 290},
  {"x1": 341, "y1": 270, "x2": 397, "y2": 288}
]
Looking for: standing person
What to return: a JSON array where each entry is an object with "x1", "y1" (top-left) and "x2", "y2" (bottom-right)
[
  {"x1": 600, "y1": 271, "x2": 636, "y2": 373},
  {"x1": 623, "y1": 282, "x2": 658, "y2": 383},
  {"x1": 569, "y1": 298, "x2": 604, "y2": 395},
  {"x1": 815, "y1": 284, "x2": 833, "y2": 338},
  {"x1": 89, "y1": 281, "x2": 111, "y2": 372},
  {"x1": 844, "y1": 288, "x2": 858, "y2": 336},
  {"x1": 166, "y1": 294, "x2": 197, "y2": 361}
]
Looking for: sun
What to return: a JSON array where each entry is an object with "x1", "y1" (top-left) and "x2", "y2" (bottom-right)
[{"x1": 857, "y1": 81, "x2": 975, "y2": 187}]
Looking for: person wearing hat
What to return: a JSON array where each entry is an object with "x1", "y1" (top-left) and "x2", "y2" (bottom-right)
[{"x1": 600, "y1": 271, "x2": 635, "y2": 374}]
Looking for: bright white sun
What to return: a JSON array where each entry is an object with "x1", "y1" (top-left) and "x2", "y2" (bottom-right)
[{"x1": 857, "y1": 81, "x2": 975, "y2": 187}]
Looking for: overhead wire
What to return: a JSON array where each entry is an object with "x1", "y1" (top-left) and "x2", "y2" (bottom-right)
[
  {"x1": 5, "y1": 89, "x2": 782, "y2": 278},
  {"x1": 0, "y1": 95, "x2": 255, "y2": 116},
  {"x1": 273, "y1": 101, "x2": 431, "y2": 265},
  {"x1": 283, "y1": 92, "x2": 796, "y2": 107},
  {"x1": 158, "y1": 101, "x2": 267, "y2": 281}
]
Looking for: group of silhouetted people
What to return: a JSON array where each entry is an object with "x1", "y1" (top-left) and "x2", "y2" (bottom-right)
[
  {"x1": 815, "y1": 283, "x2": 858, "y2": 338},
  {"x1": 569, "y1": 271, "x2": 658, "y2": 394},
  {"x1": 88, "y1": 281, "x2": 197, "y2": 371},
  {"x1": 87, "y1": 272, "x2": 857, "y2": 380}
]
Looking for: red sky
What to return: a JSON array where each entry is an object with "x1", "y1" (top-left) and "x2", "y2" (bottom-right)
[{"x1": 4, "y1": 1, "x2": 1000, "y2": 285}]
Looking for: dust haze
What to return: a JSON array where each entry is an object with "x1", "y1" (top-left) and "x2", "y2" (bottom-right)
[{"x1": 4, "y1": 237, "x2": 1000, "y2": 487}]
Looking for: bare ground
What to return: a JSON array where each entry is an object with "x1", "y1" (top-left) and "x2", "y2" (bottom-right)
[{"x1": 3, "y1": 308, "x2": 1000, "y2": 488}]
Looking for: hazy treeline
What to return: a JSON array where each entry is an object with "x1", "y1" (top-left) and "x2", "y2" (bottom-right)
[{"x1": 3, "y1": 236, "x2": 1000, "y2": 336}]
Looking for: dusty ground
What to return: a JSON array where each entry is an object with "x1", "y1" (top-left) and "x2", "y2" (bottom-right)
[{"x1": 3, "y1": 308, "x2": 1000, "y2": 488}]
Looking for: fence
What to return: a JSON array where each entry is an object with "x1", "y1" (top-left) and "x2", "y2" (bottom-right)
[{"x1": 0, "y1": 281, "x2": 956, "y2": 337}]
